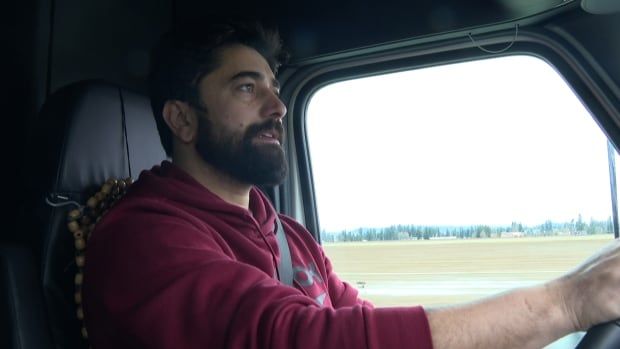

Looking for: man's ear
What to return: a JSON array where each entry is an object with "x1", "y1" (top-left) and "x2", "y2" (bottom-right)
[{"x1": 162, "y1": 100, "x2": 198, "y2": 144}]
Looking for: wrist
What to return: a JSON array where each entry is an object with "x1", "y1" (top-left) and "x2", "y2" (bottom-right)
[{"x1": 545, "y1": 276, "x2": 581, "y2": 333}]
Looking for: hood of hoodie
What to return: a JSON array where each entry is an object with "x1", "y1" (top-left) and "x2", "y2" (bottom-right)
[{"x1": 127, "y1": 161, "x2": 277, "y2": 238}]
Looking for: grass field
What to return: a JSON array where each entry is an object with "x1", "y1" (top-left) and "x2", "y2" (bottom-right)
[{"x1": 323, "y1": 235, "x2": 614, "y2": 307}]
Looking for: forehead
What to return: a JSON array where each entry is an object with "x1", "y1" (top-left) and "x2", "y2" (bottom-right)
[{"x1": 212, "y1": 44, "x2": 275, "y2": 80}]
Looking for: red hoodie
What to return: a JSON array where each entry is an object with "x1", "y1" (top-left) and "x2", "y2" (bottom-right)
[{"x1": 83, "y1": 161, "x2": 433, "y2": 349}]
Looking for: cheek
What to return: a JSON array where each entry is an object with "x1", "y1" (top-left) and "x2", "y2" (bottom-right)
[
  {"x1": 215, "y1": 113, "x2": 247, "y2": 138},
  {"x1": 218, "y1": 106, "x2": 242, "y2": 123},
  {"x1": 226, "y1": 114, "x2": 247, "y2": 131},
  {"x1": 217, "y1": 111, "x2": 244, "y2": 129},
  {"x1": 213, "y1": 97, "x2": 253, "y2": 132}
]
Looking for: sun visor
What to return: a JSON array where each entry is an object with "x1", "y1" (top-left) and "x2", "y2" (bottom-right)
[{"x1": 582, "y1": 0, "x2": 620, "y2": 14}]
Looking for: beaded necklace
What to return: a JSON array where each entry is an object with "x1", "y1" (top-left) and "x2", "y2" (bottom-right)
[{"x1": 66, "y1": 177, "x2": 133, "y2": 340}]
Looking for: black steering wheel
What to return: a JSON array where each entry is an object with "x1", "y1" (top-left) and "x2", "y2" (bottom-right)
[{"x1": 576, "y1": 321, "x2": 620, "y2": 348}]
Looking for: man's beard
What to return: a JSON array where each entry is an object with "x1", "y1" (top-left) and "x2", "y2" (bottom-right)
[{"x1": 195, "y1": 113, "x2": 288, "y2": 186}]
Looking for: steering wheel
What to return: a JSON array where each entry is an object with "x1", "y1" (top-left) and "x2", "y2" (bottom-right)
[{"x1": 576, "y1": 321, "x2": 620, "y2": 348}]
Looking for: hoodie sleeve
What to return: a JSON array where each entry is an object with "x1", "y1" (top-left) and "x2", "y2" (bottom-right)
[{"x1": 83, "y1": 204, "x2": 433, "y2": 349}]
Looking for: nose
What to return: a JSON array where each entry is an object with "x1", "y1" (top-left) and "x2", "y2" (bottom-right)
[{"x1": 263, "y1": 89, "x2": 287, "y2": 121}]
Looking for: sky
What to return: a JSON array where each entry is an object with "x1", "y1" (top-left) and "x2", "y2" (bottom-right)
[{"x1": 306, "y1": 55, "x2": 614, "y2": 232}]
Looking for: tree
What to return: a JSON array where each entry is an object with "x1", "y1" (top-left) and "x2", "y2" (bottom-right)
[{"x1": 576, "y1": 213, "x2": 585, "y2": 233}]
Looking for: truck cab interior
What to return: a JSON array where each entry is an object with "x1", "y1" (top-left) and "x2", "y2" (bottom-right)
[{"x1": 3, "y1": 0, "x2": 620, "y2": 348}]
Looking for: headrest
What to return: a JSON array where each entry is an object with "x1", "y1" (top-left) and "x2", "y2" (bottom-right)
[
  {"x1": 40, "y1": 80, "x2": 166, "y2": 193},
  {"x1": 23, "y1": 80, "x2": 166, "y2": 348}
]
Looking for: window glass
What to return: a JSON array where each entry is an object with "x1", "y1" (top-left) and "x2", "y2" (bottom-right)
[{"x1": 306, "y1": 56, "x2": 615, "y2": 348}]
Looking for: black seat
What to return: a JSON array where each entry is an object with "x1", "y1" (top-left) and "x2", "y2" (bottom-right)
[
  {"x1": 20, "y1": 80, "x2": 166, "y2": 348},
  {"x1": 0, "y1": 245, "x2": 54, "y2": 349}
]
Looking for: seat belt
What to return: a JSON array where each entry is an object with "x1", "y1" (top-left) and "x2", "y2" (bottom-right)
[{"x1": 275, "y1": 215, "x2": 294, "y2": 286}]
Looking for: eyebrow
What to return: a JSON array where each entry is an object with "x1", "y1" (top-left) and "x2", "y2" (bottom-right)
[{"x1": 230, "y1": 71, "x2": 281, "y2": 90}]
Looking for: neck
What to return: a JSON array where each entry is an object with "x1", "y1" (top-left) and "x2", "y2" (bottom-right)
[{"x1": 172, "y1": 151, "x2": 252, "y2": 209}]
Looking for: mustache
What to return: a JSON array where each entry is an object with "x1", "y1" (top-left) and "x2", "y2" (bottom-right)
[{"x1": 244, "y1": 119, "x2": 285, "y2": 143}]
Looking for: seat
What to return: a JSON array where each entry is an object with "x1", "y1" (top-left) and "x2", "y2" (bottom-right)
[
  {"x1": 0, "y1": 245, "x2": 54, "y2": 349},
  {"x1": 20, "y1": 80, "x2": 166, "y2": 348}
]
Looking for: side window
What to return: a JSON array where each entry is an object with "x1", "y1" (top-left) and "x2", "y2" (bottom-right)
[{"x1": 306, "y1": 55, "x2": 617, "y2": 348}]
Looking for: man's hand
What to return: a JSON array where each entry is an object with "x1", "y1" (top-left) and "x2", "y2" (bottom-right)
[
  {"x1": 554, "y1": 239, "x2": 620, "y2": 331},
  {"x1": 427, "y1": 238, "x2": 620, "y2": 349}
]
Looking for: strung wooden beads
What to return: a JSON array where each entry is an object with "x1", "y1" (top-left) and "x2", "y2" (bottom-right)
[{"x1": 66, "y1": 177, "x2": 133, "y2": 340}]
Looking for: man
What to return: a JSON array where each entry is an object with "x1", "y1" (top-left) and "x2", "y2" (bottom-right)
[{"x1": 83, "y1": 20, "x2": 620, "y2": 348}]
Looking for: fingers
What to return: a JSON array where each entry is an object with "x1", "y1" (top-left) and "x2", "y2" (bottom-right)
[{"x1": 562, "y1": 238, "x2": 620, "y2": 330}]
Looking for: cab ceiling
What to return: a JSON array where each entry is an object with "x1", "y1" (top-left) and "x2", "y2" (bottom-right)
[
  {"x1": 177, "y1": 0, "x2": 569, "y2": 60},
  {"x1": 46, "y1": 0, "x2": 571, "y2": 95}
]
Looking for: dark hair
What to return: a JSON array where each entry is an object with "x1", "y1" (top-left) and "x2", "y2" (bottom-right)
[{"x1": 148, "y1": 20, "x2": 288, "y2": 157}]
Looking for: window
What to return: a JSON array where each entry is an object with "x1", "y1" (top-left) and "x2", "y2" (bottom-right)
[{"x1": 306, "y1": 55, "x2": 616, "y2": 348}]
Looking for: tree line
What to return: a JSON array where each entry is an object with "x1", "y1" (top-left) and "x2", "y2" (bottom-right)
[{"x1": 321, "y1": 215, "x2": 613, "y2": 242}]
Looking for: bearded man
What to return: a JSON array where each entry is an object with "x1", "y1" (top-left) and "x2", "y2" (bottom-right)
[{"x1": 82, "y1": 20, "x2": 620, "y2": 349}]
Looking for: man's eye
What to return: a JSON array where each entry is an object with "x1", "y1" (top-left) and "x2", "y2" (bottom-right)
[{"x1": 239, "y1": 84, "x2": 255, "y2": 93}]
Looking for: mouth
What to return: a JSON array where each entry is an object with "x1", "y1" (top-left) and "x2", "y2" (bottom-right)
[{"x1": 254, "y1": 130, "x2": 281, "y2": 145}]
